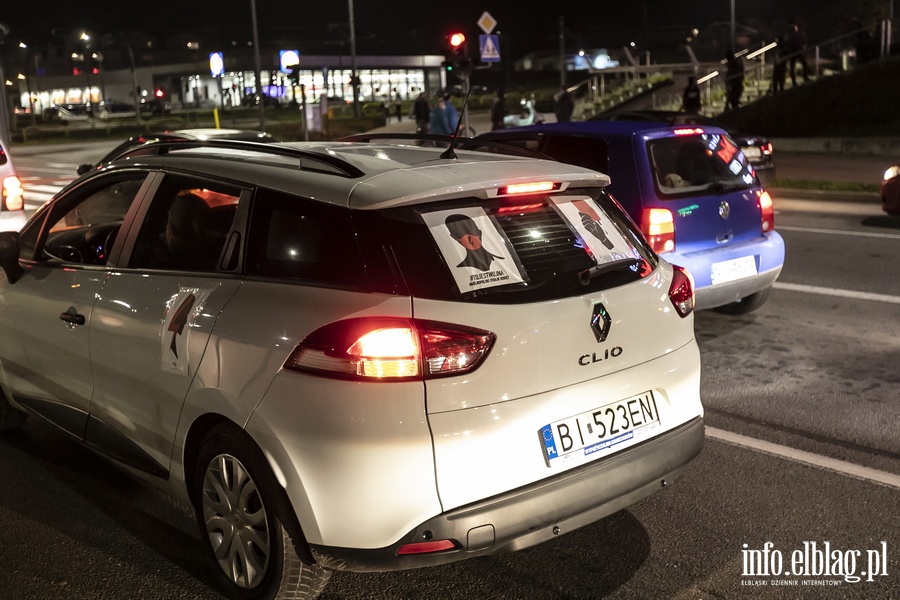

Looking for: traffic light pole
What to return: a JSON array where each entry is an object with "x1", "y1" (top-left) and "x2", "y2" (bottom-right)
[{"x1": 460, "y1": 73, "x2": 471, "y2": 137}]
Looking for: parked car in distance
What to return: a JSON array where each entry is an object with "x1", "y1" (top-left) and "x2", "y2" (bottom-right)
[
  {"x1": 44, "y1": 102, "x2": 92, "y2": 123},
  {"x1": 0, "y1": 139, "x2": 27, "y2": 232},
  {"x1": 76, "y1": 128, "x2": 278, "y2": 174},
  {"x1": 590, "y1": 110, "x2": 776, "y2": 185},
  {"x1": 97, "y1": 99, "x2": 138, "y2": 118},
  {"x1": 0, "y1": 138, "x2": 704, "y2": 599},
  {"x1": 882, "y1": 163, "x2": 900, "y2": 215},
  {"x1": 140, "y1": 97, "x2": 171, "y2": 115},
  {"x1": 477, "y1": 120, "x2": 785, "y2": 314},
  {"x1": 242, "y1": 93, "x2": 281, "y2": 107}
]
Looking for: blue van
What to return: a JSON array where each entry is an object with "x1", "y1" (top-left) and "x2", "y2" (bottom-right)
[{"x1": 477, "y1": 121, "x2": 785, "y2": 313}]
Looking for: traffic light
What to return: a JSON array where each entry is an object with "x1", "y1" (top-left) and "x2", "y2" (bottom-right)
[
  {"x1": 445, "y1": 32, "x2": 469, "y2": 79},
  {"x1": 447, "y1": 32, "x2": 466, "y2": 55}
]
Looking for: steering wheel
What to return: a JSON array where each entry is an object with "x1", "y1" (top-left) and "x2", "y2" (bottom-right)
[{"x1": 84, "y1": 222, "x2": 122, "y2": 264}]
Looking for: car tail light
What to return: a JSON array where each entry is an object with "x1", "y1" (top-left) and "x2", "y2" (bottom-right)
[
  {"x1": 285, "y1": 318, "x2": 495, "y2": 381},
  {"x1": 760, "y1": 142, "x2": 773, "y2": 156},
  {"x1": 668, "y1": 265, "x2": 695, "y2": 317},
  {"x1": 2, "y1": 176, "x2": 24, "y2": 212},
  {"x1": 397, "y1": 539, "x2": 458, "y2": 555},
  {"x1": 640, "y1": 208, "x2": 675, "y2": 253},
  {"x1": 758, "y1": 190, "x2": 775, "y2": 233}
]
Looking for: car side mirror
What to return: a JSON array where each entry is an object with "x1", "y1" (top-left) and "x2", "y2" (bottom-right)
[{"x1": 0, "y1": 232, "x2": 24, "y2": 283}]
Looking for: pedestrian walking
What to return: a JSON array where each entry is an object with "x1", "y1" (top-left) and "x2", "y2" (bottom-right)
[
  {"x1": 785, "y1": 21, "x2": 811, "y2": 86},
  {"x1": 442, "y1": 93, "x2": 459, "y2": 135},
  {"x1": 412, "y1": 92, "x2": 431, "y2": 135},
  {"x1": 490, "y1": 89, "x2": 507, "y2": 130},
  {"x1": 554, "y1": 86, "x2": 575, "y2": 122},
  {"x1": 770, "y1": 37, "x2": 787, "y2": 95},
  {"x1": 724, "y1": 51, "x2": 744, "y2": 111},
  {"x1": 430, "y1": 97, "x2": 454, "y2": 140},
  {"x1": 681, "y1": 76, "x2": 702, "y2": 113}
]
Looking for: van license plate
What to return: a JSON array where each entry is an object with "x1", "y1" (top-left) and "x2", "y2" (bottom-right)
[{"x1": 539, "y1": 391, "x2": 660, "y2": 467}]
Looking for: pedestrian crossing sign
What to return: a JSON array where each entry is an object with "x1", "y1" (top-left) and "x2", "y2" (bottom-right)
[{"x1": 480, "y1": 35, "x2": 500, "y2": 63}]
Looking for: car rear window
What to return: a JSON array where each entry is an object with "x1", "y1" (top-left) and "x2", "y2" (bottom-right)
[
  {"x1": 648, "y1": 132, "x2": 755, "y2": 197},
  {"x1": 354, "y1": 188, "x2": 657, "y2": 304}
]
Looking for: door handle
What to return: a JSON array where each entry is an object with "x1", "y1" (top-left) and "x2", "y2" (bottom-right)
[{"x1": 59, "y1": 308, "x2": 86, "y2": 326}]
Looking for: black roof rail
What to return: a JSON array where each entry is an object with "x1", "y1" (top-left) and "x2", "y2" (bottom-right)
[
  {"x1": 338, "y1": 133, "x2": 554, "y2": 161},
  {"x1": 111, "y1": 138, "x2": 366, "y2": 178}
]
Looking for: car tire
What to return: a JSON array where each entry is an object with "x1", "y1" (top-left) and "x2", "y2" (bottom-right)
[
  {"x1": 0, "y1": 394, "x2": 27, "y2": 432},
  {"x1": 714, "y1": 286, "x2": 771, "y2": 315},
  {"x1": 193, "y1": 423, "x2": 331, "y2": 600}
]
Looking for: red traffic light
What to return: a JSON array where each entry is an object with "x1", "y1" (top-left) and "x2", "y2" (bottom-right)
[{"x1": 448, "y1": 32, "x2": 466, "y2": 53}]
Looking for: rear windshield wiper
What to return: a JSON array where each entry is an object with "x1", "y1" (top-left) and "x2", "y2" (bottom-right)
[{"x1": 578, "y1": 258, "x2": 642, "y2": 286}]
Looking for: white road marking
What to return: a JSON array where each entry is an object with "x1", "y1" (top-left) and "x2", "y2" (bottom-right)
[
  {"x1": 774, "y1": 198, "x2": 882, "y2": 216},
  {"x1": 707, "y1": 427, "x2": 900, "y2": 490},
  {"x1": 773, "y1": 282, "x2": 900, "y2": 305},
  {"x1": 778, "y1": 225, "x2": 900, "y2": 240}
]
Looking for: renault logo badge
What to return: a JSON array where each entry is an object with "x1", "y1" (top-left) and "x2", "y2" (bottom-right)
[
  {"x1": 719, "y1": 201, "x2": 731, "y2": 220},
  {"x1": 590, "y1": 303, "x2": 611, "y2": 343}
]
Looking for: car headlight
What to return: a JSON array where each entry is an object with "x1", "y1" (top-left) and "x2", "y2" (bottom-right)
[{"x1": 884, "y1": 165, "x2": 900, "y2": 181}]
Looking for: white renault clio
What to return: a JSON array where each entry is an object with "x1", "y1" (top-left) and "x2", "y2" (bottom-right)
[{"x1": 0, "y1": 138, "x2": 704, "y2": 599}]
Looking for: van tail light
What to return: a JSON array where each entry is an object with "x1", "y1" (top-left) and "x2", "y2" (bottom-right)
[
  {"x1": 2, "y1": 176, "x2": 25, "y2": 212},
  {"x1": 284, "y1": 318, "x2": 495, "y2": 381},
  {"x1": 640, "y1": 208, "x2": 675, "y2": 253},
  {"x1": 668, "y1": 265, "x2": 695, "y2": 318},
  {"x1": 758, "y1": 190, "x2": 775, "y2": 233}
]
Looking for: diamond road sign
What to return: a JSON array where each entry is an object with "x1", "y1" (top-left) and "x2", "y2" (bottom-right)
[{"x1": 478, "y1": 11, "x2": 497, "y2": 35}]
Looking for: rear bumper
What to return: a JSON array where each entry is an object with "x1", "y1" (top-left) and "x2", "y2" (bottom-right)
[
  {"x1": 695, "y1": 263, "x2": 782, "y2": 310},
  {"x1": 309, "y1": 416, "x2": 704, "y2": 573},
  {"x1": 671, "y1": 231, "x2": 785, "y2": 310}
]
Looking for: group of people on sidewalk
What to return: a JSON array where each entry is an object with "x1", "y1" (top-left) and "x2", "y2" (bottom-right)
[
  {"x1": 409, "y1": 86, "x2": 576, "y2": 137},
  {"x1": 411, "y1": 92, "x2": 459, "y2": 137},
  {"x1": 682, "y1": 19, "x2": 811, "y2": 115}
]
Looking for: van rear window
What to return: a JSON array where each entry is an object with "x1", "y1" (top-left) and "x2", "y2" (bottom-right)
[{"x1": 648, "y1": 132, "x2": 755, "y2": 197}]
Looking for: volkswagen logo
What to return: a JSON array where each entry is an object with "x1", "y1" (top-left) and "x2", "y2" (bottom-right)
[
  {"x1": 718, "y1": 201, "x2": 731, "y2": 220},
  {"x1": 590, "y1": 302, "x2": 611, "y2": 343}
]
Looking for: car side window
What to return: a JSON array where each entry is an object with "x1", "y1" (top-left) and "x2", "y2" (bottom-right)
[
  {"x1": 245, "y1": 188, "x2": 365, "y2": 287},
  {"x1": 36, "y1": 175, "x2": 147, "y2": 265},
  {"x1": 129, "y1": 175, "x2": 241, "y2": 272}
]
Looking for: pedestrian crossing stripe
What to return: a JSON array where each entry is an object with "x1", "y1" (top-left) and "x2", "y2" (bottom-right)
[{"x1": 480, "y1": 35, "x2": 500, "y2": 63}]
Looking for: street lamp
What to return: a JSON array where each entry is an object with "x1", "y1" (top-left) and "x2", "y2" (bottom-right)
[
  {"x1": 0, "y1": 22, "x2": 13, "y2": 144},
  {"x1": 730, "y1": 0, "x2": 736, "y2": 52},
  {"x1": 250, "y1": 0, "x2": 265, "y2": 128},
  {"x1": 349, "y1": 0, "x2": 360, "y2": 118}
]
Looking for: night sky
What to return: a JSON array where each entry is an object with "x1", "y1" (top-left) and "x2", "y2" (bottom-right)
[{"x1": 2, "y1": 0, "x2": 881, "y2": 60}]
